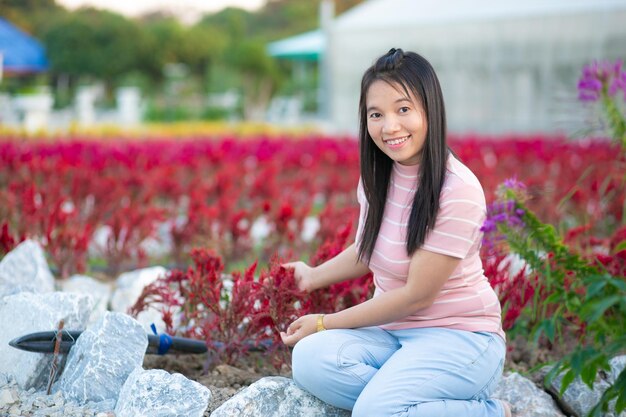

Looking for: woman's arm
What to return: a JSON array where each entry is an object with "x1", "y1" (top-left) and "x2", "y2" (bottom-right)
[
  {"x1": 283, "y1": 243, "x2": 371, "y2": 292},
  {"x1": 281, "y1": 248, "x2": 460, "y2": 346}
]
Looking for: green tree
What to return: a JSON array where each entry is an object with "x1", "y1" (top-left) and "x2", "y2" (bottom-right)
[
  {"x1": 196, "y1": 7, "x2": 251, "y2": 43},
  {"x1": 139, "y1": 17, "x2": 187, "y2": 83},
  {"x1": 40, "y1": 8, "x2": 145, "y2": 88},
  {"x1": 180, "y1": 25, "x2": 228, "y2": 87},
  {"x1": 0, "y1": 0, "x2": 62, "y2": 33},
  {"x1": 227, "y1": 40, "x2": 281, "y2": 120}
]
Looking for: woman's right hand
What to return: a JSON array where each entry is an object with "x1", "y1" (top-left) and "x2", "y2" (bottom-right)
[{"x1": 281, "y1": 261, "x2": 316, "y2": 292}]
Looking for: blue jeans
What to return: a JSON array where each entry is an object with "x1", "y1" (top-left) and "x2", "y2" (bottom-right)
[{"x1": 292, "y1": 327, "x2": 506, "y2": 417}]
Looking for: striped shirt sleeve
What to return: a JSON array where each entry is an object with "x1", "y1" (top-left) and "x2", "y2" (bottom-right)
[
  {"x1": 355, "y1": 178, "x2": 367, "y2": 247},
  {"x1": 421, "y1": 183, "x2": 486, "y2": 259}
]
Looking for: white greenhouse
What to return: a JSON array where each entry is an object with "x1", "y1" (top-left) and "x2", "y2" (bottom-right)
[{"x1": 314, "y1": 0, "x2": 626, "y2": 135}]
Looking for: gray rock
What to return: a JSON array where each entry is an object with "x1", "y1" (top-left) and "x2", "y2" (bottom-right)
[
  {"x1": 0, "y1": 239, "x2": 54, "y2": 299},
  {"x1": 53, "y1": 312, "x2": 148, "y2": 405},
  {"x1": 115, "y1": 367, "x2": 211, "y2": 417},
  {"x1": 85, "y1": 399, "x2": 116, "y2": 415},
  {"x1": 609, "y1": 355, "x2": 626, "y2": 384},
  {"x1": 492, "y1": 372, "x2": 565, "y2": 417},
  {"x1": 61, "y1": 275, "x2": 112, "y2": 325},
  {"x1": 0, "y1": 292, "x2": 92, "y2": 390},
  {"x1": 0, "y1": 376, "x2": 115, "y2": 417},
  {"x1": 210, "y1": 376, "x2": 350, "y2": 417},
  {"x1": 110, "y1": 266, "x2": 168, "y2": 331},
  {"x1": 547, "y1": 360, "x2": 626, "y2": 417}
]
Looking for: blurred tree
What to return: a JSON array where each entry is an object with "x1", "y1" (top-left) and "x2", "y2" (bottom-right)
[
  {"x1": 180, "y1": 25, "x2": 228, "y2": 87},
  {"x1": 39, "y1": 8, "x2": 145, "y2": 90},
  {"x1": 0, "y1": 0, "x2": 62, "y2": 32},
  {"x1": 1, "y1": 0, "x2": 366, "y2": 119},
  {"x1": 196, "y1": 7, "x2": 251, "y2": 43},
  {"x1": 254, "y1": 0, "x2": 366, "y2": 41},
  {"x1": 139, "y1": 17, "x2": 187, "y2": 83},
  {"x1": 191, "y1": 1, "x2": 367, "y2": 120},
  {"x1": 227, "y1": 40, "x2": 281, "y2": 120},
  {"x1": 138, "y1": 16, "x2": 228, "y2": 90}
]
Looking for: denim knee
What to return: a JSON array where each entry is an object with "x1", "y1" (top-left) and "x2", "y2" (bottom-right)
[{"x1": 291, "y1": 332, "x2": 326, "y2": 390}]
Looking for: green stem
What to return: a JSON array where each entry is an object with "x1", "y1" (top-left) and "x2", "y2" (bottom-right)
[{"x1": 601, "y1": 93, "x2": 626, "y2": 148}]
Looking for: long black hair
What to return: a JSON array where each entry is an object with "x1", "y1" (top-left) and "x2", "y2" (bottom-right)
[{"x1": 357, "y1": 48, "x2": 450, "y2": 263}]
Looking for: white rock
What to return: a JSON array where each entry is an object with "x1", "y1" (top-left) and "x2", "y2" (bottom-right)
[
  {"x1": 53, "y1": 312, "x2": 148, "y2": 405},
  {"x1": 0, "y1": 292, "x2": 92, "y2": 390},
  {"x1": 61, "y1": 275, "x2": 112, "y2": 325},
  {"x1": 115, "y1": 368, "x2": 211, "y2": 417},
  {"x1": 0, "y1": 239, "x2": 54, "y2": 299},
  {"x1": 110, "y1": 266, "x2": 168, "y2": 332},
  {"x1": 211, "y1": 376, "x2": 350, "y2": 417},
  {"x1": 493, "y1": 372, "x2": 565, "y2": 417}
]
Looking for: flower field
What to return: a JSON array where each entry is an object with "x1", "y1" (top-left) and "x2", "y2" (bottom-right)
[
  {"x1": 1, "y1": 133, "x2": 625, "y2": 372},
  {"x1": 1, "y1": 134, "x2": 623, "y2": 270}
]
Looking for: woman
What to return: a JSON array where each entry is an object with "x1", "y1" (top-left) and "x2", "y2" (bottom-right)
[{"x1": 281, "y1": 48, "x2": 511, "y2": 417}]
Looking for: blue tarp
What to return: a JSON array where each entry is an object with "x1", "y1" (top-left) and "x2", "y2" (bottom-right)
[{"x1": 0, "y1": 17, "x2": 48, "y2": 75}]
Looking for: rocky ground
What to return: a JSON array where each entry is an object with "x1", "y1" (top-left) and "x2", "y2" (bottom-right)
[
  {"x1": 3, "y1": 332, "x2": 623, "y2": 417},
  {"x1": 141, "y1": 335, "x2": 550, "y2": 416},
  {"x1": 143, "y1": 351, "x2": 292, "y2": 415}
]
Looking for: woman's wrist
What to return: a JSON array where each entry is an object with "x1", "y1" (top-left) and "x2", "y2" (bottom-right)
[
  {"x1": 316, "y1": 314, "x2": 326, "y2": 332},
  {"x1": 308, "y1": 266, "x2": 321, "y2": 291}
]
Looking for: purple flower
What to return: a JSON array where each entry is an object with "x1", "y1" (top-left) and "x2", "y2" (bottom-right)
[
  {"x1": 492, "y1": 213, "x2": 508, "y2": 223},
  {"x1": 481, "y1": 197, "x2": 527, "y2": 253},
  {"x1": 503, "y1": 177, "x2": 527, "y2": 191},
  {"x1": 481, "y1": 219, "x2": 496, "y2": 234},
  {"x1": 578, "y1": 59, "x2": 626, "y2": 103},
  {"x1": 483, "y1": 200, "x2": 526, "y2": 232}
]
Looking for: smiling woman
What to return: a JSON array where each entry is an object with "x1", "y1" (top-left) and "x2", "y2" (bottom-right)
[
  {"x1": 281, "y1": 48, "x2": 510, "y2": 417},
  {"x1": 365, "y1": 80, "x2": 428, "y2": 166}
]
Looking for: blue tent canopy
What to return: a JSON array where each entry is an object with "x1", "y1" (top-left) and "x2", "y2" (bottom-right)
[{"x1": 0, "y1": 17, "x2": 49, "y2": 75}]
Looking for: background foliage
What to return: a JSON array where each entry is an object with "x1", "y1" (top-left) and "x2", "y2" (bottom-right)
[{"x1": 0, "y1": 0, "x2": 364, "y2": 118}]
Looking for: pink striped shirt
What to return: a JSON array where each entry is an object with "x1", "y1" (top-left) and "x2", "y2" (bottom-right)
[{"x1": 356, "y1": 156, "x2": 505, "y2": 340}]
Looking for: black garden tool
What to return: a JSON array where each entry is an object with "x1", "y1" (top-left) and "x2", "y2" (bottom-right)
[{"x1": 9, "y1": 329, "x2": 268, "y2": 355}]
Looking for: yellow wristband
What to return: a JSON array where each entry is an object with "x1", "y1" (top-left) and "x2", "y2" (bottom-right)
[{"x1": 316, "y1": 314, "x2": 326, "y2": 332}]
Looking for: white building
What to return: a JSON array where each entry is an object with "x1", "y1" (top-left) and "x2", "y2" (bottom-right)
[{"x1": 321, "y1": 0, "x2": 626, "y2": 135}]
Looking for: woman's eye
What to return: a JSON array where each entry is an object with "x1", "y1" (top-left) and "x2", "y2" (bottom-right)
[
  {"x1": 399, "y1": 107, "x2": 410, "y2": 113},
  {"x1": 369, "y1": 112, "x2": 381, "y2": 119}
]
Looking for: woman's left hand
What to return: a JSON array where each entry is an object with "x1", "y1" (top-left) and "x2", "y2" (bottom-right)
[{"x1": 280, "y1": 314, "x2": 319, "y2": 347}]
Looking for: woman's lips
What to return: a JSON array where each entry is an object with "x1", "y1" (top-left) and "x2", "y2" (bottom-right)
[{"x1": 384, "y1": 135, "x2": 410, "y2": 149}]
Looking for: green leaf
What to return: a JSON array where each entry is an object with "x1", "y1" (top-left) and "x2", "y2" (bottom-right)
[
  {"x1": 560, "y1": 369, "x2": 576, "y2": 394},
  {"x1": 544, "y1": 292, "x2": 562, "y2": 304},
  {"x1": 534, "y1": 319, "x2": 556, "y2": 343},
  {"x1": 607, "y1": 276, "x2": 626, "y2": 292},
  {"x1": 544, "y1": 363, "x2": 564, "y2": 387},
  {"x1": 580, "y1": 295, "x2": 622, "y2": 322},
  {"x1": 585, "y1": 280, "x2": 608, "y2": 298},
  {"x1": 614, "y1": 371, "x2": 626, "y2": 412},
  {"x1": 617, "y1": 392, "x2": 625, "y2": 413},
  {"x1": 581, "y1": 362, "x2": 598, "y2": 388},
  {"x1": 614, "y1": 239, "x2": 626, "y2": 254}
]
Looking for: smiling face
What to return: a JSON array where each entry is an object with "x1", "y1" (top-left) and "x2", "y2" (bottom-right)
[{"x1": 365, "y1": 79, "x2": 428, "y2": 166}]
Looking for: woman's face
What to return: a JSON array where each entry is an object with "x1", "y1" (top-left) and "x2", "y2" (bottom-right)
[{"x1": 365, "y1": 80, "x2": 427, "y2": 166}]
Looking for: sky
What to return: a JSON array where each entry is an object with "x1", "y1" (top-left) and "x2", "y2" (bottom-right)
[{"x1": 57, "y1": 0, "x2": 266, "y2": 23}]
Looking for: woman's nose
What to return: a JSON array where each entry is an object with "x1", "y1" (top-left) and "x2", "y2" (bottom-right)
[{"x1": 382, "y1": 116, "x2": 400, "y2": 134}]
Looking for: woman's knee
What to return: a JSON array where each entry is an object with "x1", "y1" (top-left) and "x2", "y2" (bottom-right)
[{"x1": 292, "y1": 332, "x2": 331, "y2": 388}]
